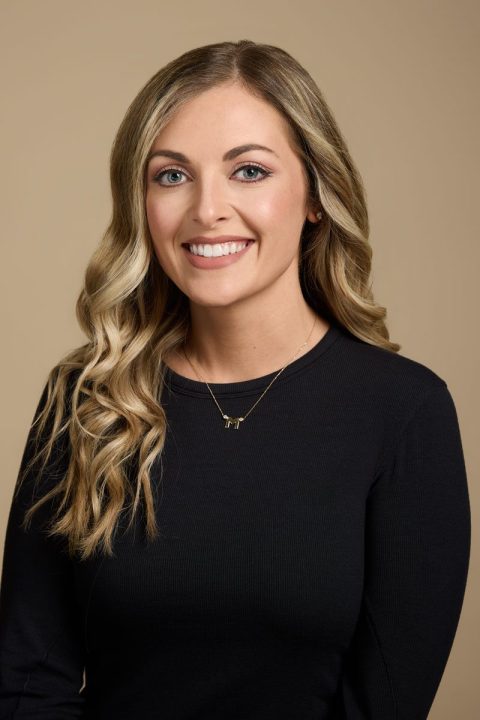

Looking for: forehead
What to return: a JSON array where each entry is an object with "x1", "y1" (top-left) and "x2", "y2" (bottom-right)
[{"x1": 150, "y1": 82, "x2": 299, "y2": 155}]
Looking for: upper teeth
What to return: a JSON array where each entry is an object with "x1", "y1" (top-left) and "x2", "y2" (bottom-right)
[{"x1": 188, "y1": 241, "x2": 249, "y2": 257}]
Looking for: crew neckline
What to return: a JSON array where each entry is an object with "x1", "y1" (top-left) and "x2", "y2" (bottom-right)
[{"x1": 162, "y1": 321, "x2": 342, "y2": 398}]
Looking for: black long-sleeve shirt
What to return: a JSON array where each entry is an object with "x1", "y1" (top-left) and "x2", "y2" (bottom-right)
[{"x1": 0, "y1": 321, "x2": 471, "y2": 719}]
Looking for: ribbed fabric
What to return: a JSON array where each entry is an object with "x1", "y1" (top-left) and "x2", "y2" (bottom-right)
[{"x1": 0, "y1": 321, "x2": 471, "y2": 719}]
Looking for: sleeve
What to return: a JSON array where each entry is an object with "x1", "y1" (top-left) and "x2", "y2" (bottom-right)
[
  {"x1": 333, "y1": 382, "x2": 471, "y2": 720},
  {"x1": 0, "y1": 380, "x2": 86, "y2": 719}
]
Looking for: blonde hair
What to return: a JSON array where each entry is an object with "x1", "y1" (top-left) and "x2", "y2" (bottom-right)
[{"x1": 16, "y1": 39, "x2": 400, "y2": 561}]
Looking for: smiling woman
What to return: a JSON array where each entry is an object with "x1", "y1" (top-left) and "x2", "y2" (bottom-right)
[
  {"x1": 144, "y1": 81, "x2": 325, "y2": 328},
  {"x1": 0, "y1": 39, "x2": 470, "y2": 720}
]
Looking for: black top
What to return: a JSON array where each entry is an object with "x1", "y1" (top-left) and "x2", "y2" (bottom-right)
[{"x1": 0, "y1": 321, "x2": 471, "y2": 719}]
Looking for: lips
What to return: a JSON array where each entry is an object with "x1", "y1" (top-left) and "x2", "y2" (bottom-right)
[{"x1": 182, "y1": 239, "x2": 255, "y2": 269}]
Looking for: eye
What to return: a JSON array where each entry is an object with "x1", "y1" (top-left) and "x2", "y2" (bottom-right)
[
  {"x1": 151, "y1": 162, "x2": 272, "y2": 186},
  {"x1": 152, "y1": 167, "x2": 187, "y2": 186},
  {"x1": 232, "y1": 163, "x2": 272, "y2": 183}
]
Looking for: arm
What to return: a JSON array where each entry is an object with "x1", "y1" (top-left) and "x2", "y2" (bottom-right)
[
  {"x1": 334, "y1": 382, "x2": 471, "y2": 719},
  {"x1": 0, "y1": 381, "x2": 86, "y2": 719}
]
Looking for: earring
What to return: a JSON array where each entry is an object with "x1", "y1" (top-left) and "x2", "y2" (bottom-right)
[{"x1": 316, "y1": 211, "x2": 322, "y2": 220}]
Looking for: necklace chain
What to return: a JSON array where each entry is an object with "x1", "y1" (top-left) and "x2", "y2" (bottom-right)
[{"x1": 182, "y1": 316, "x2": 318, "y2": 429}]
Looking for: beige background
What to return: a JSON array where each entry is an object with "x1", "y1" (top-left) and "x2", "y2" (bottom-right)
[{"x1": 1, "y1": 0, "x2": 478, "y2": 716}]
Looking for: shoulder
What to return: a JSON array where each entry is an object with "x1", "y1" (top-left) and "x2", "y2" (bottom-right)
[
  {"x1": 326, "y1": 324, "x2": 453, "y2": 454},
  {"x1": 329, "y1": 326, "x2": 462, "y2": 478},
  {"x1": 333, "y1": 324, "x2": 447, "y2": 400}
]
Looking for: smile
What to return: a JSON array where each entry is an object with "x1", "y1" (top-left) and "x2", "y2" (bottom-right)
[
  {"x1": 188, "y1": 240, "x2": 249, "y2": 257},
  {"x1": 182, "y1": 240, "x2": 255, "y2": 269}
]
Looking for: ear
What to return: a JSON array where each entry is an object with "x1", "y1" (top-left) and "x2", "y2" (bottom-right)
[{"x1": 306, "y1": 206, "x2": 322, "y2": 223}]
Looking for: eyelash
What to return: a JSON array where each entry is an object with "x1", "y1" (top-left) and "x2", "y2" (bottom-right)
[{"x1": 152, "y1": 162, "x2": 272, "y2": 186}]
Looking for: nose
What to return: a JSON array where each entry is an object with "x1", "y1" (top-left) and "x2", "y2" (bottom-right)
[{"x1": 190, "y1": 172, "x2": 231, "y2": 226}]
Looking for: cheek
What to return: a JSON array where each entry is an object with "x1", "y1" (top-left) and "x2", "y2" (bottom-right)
[
  {"x1": 145, "y1": 196, "x2": 174, "y2": 271},
  {"x1": 252, "y1": 186, "x2": 305, "y2": 225},
  {"x1": 145, "y1": 194, "x2": 168, "y2": 238}
]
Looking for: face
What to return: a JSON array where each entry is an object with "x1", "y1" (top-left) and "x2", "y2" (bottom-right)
[{"x1": 145, "y1": 81, "x2": 319, "y2": 309}]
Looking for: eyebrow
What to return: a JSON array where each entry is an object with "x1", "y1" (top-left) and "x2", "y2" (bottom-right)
[{"x1": 146, "y1": 143, "x2": 279, "y2": 164}]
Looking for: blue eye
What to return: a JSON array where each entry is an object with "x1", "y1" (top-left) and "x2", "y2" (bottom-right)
[
  {"x1": 152, "y1": 163, "x2": 271, "y2": 186},
  {"x1": 153, "y1": 168, "x2": 186, "y2": 185},
  {"x1": 233, "y1": 164, "x2": 271, "y2": 182}
]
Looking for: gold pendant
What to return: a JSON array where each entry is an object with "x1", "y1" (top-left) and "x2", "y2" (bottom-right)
[{"x1": 223, "y1": 415, "x2": 244, "y2": 429}]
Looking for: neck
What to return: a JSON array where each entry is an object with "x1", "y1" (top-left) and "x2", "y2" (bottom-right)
[{"x1": 177, "y1": 301, "x2": 329, "y2": 384}]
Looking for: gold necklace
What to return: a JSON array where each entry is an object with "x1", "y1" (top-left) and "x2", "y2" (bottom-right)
[{"x1": 182, "y1": 316, "x2": 318, "y2": 429}]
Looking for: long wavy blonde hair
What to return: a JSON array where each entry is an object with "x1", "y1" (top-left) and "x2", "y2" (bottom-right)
[{"x1": 16, "y1": 39, "x2": 400, "y2": 561}]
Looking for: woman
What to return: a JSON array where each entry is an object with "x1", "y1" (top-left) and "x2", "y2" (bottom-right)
[{"x1": 0, "y1": 40, "x2": 471, "y2": 719}]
